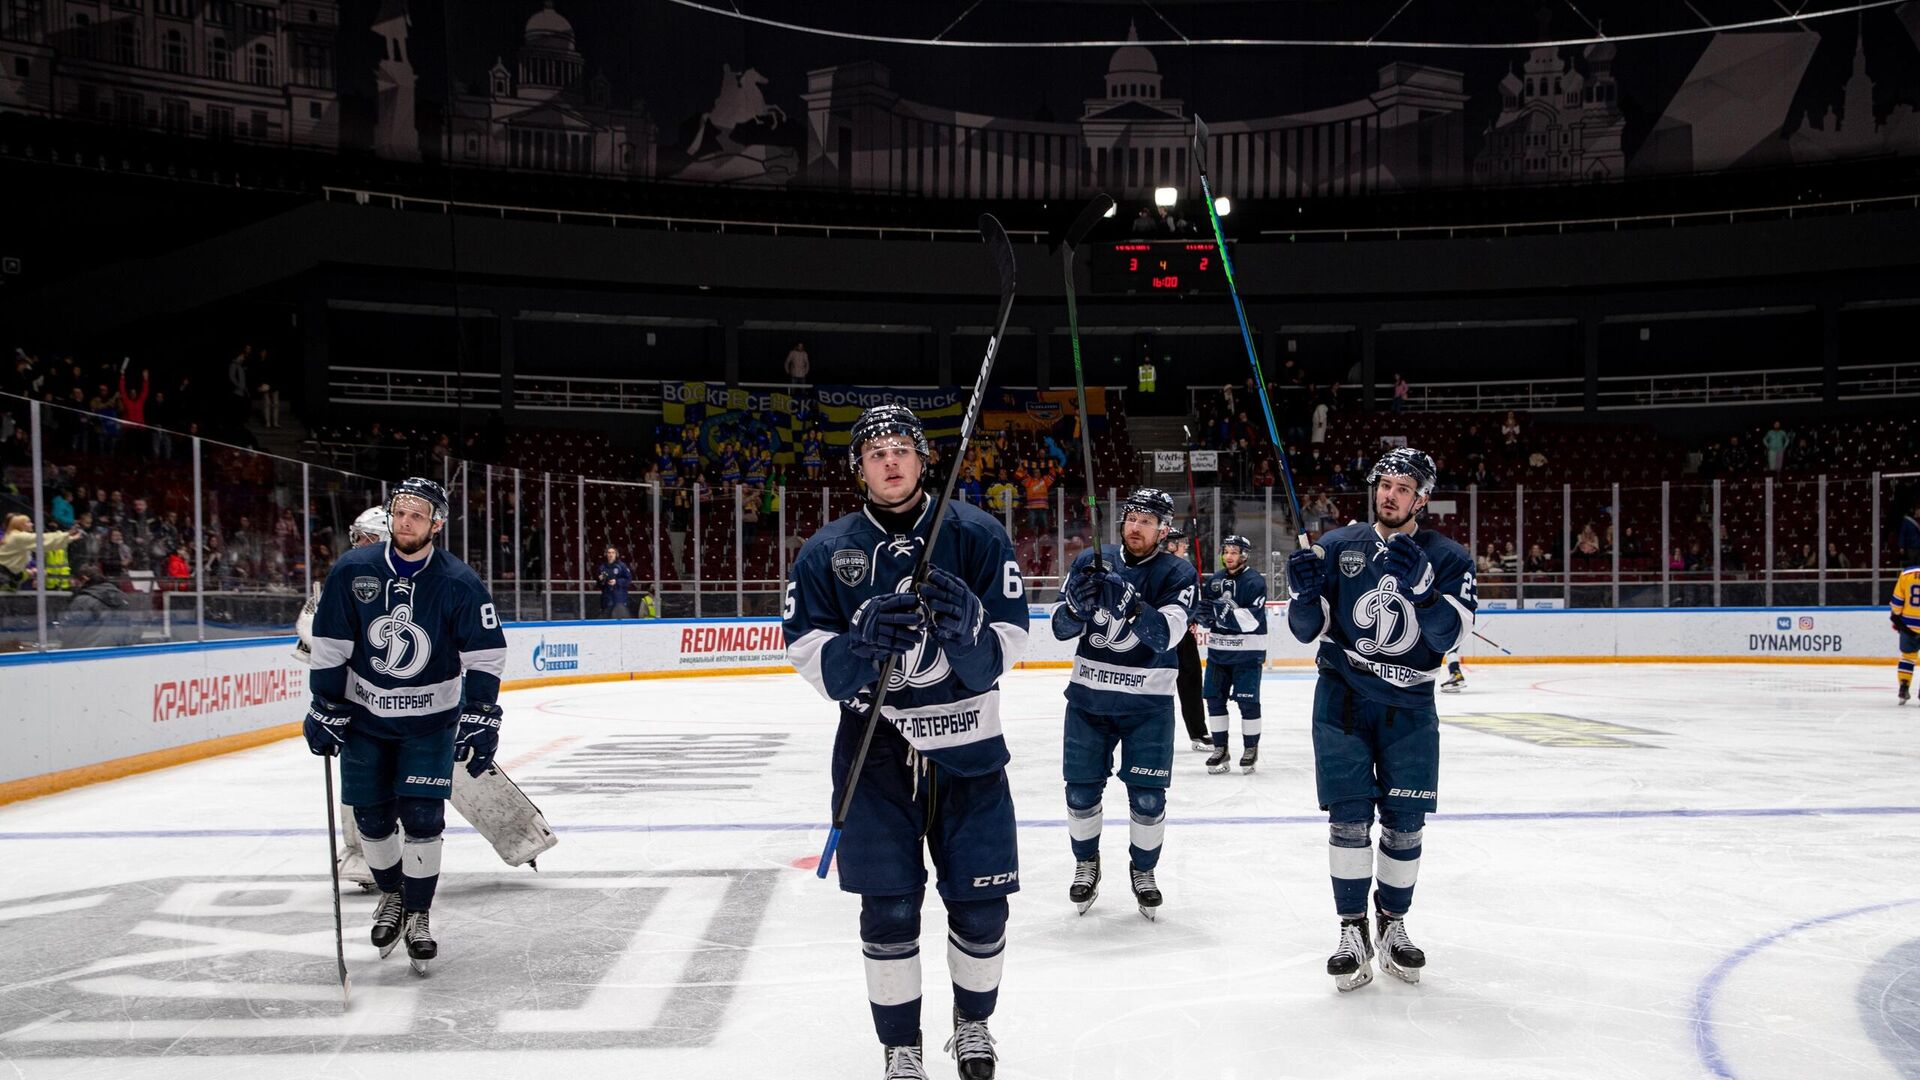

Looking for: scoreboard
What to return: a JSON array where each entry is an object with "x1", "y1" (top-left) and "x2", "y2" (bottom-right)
[{"x1": 1090, "y1": 240, "x2": 1230, "y2": 295}]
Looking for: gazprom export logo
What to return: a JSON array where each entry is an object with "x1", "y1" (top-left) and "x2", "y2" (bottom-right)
[{"x1": 532, "y1": 637, "x2": 580, "y2": 672}]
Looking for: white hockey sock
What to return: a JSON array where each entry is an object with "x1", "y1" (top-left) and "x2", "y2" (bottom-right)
[
  {"x1": 862, "y1": 941, "x2": 923, "y2": 1007},
  {"x1": 1129, "y1": 810, "x2": 1166, "y2": 858},
  {"x1": 1067, "y1": 802, "x2": 1103, "y2": 844},
  {"x1": 362, "y1": 830, "x2": 402, "y2": 874},
  {"x1": 947, "y1": 933, "x2": 1005, "y2": 996}
]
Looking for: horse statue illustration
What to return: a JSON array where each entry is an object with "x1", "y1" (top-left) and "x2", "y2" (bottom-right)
[{"x1": 686, "y1": 64, "x2": 786, "y2": 156}]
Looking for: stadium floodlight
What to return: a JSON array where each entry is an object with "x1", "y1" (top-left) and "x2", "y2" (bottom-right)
[
  {"x1": 1213, "y1": 196, "x2": 1232, "y2": 217},
  {"x1": 1154, "y1": 186, "x2": 1178, "y2": 207}
]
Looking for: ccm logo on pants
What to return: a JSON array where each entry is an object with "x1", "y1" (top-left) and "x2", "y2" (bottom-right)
[{"x1": 971, "y1": 872, "x2": 1018, "y2": 888}]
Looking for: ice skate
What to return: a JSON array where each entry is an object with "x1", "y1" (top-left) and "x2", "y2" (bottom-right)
[
  {"x1": 1327, "y1": 916, "x2": 1374, "y2": 992},
  {"x1": 1070, "y1": 855, "x2": 1100, "y2": 915},
  {"x1": 1374, "y1": 902, "x2": 1426, "y2": 985},
  {"x1": 1205, "y1": 746, "x2": 1232, "y2": 774},
  {"x1": 1190, "y1": 738, "x2": 1213, "y2": 752},
  {"x1": 1129, "y1": 863, "x2": 1162, "y2": 921},
  {"x1": 404, "y1": 910, "x2": 436, "y2": 974},
  {"x1": 1439, "y1": 671, "x2": 1466, "y2": 694},
  {"x1": 882, "y1": 1040, "x2": 927, "y2": 1079},
  {"x1": 370, "y1": 890, "x2": 404, "y2": 958},
  {"x1": 1901, "y1": 681, "x2": 1910, "y2": 706},
  {"x1": 1239, "y1": 746, "x2": 1259, "y2": 773},
  {"x1": 944, "y1": 1009, "x2": 997, "y2": 1079}
]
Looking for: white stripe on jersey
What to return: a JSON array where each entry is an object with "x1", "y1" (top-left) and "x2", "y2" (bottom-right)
[
  {"x1": 1338, "y1": 648, "x2": 1445, "y2": 689},
  {"x1": 1442, "y1": 594, "x2": 1474, "y2": 652},
  {"x1": 1229, "y1": 603, "x2": 1261, "y2": 633},
  {"x1": 346, "y1": 670, "x2": 464, "y2": 717},
  {"x1": 785, "y1": 627, "x2": 834, "y2": 699},
  {"x1": 459, "y1": 646, "x2": 507, "y2": 676},
  {"x1": 1070, "y1": 655, "x2": 1178, "y2": 697},
  {"x1": 880, "y1": 690, "x2": 1002, "y2": 753},
  {"x1": 988, "y1": 621, "x2": 1030, "y2": 677},
  {"x1": 308, "y1": 635, "x2": 355, "y2": 669},
  {"x1": 1157, "y1": 603, "x2": 1190, "y2": 646}
]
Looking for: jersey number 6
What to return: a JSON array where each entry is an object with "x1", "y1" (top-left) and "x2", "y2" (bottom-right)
[{"x1": 1002, "y1": 560, "x2": 1023, "y2": 599}]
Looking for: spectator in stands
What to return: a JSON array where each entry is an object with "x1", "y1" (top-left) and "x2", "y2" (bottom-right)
[
  {"x1": 2, "y1": 513, "x2": 82, "y2": 590},
  {"x1": 986, "y1": 469, "x2": 1017, "y2": 518},
  {"x1": 1392, "y1": 373, "x2": 1409, "y2": 412},
  {"x1": 1131, "y1": 206, "x2": 1157, "y2": 236},
  {"x1": 50, "y1": 489, "x2": 74, "y2": 530},
  {"x1": 1796, "y1": 543, "x2": 1818, "y2": 571},
  {"x1": 1500, "y1": 410, "x2": 1523, "y2": 458},
  {"x1": 784, "y1": 341, "x2": 811, "y2": 385},
  {"x1": 1827, "y1": 541, "x2": 1850, "y2": 569},
  {"x1": 1251, "y1": 455, "x2": 1275, "y2": 491},
  {"x1": 1785, "y1": 434, "x2": 1815, "y2": 471},
  {"x1": 61, "y1": 563, "x2": 134, "y2": 648},
  {"x1": 1670, "y1": 546, "x2": 1687, "y2": 573},
  {"x1": 1620, "y1": 526, "x2": 1646, "y2": 559},
  {"x1": 1469, "y1": 461, "x2": 1497, "y2": 489},
  {"x1": 1575, "y1": 523, "x2": 1602, "y2": 564},
  {"x1": 1305, "y1": 492, "x2": 1337, "y2": 535},
  {"x1": 1900, "y1": 500, "x2": 1920, "y2": 565},
  {"x1": 597, "y1": 545, "x2": 633, "y2": 619},
  {"x1": 118, "y1": 364, "x2": 149, "y2": 434},
  {"x1": 1500, "y1": 541, "x2": 1519, "y2": 574},
  {"x1": 1763, "y1": 420, "x2": 1790, "y2": 472},
  {"x1": 1017, "y1": 459, "x2": 1058, "y2": 534},
  {"x1": 1525, "y1": 543, "x2": 1553, "y2": 574},
  {"x1": 1310, "y1": 393, "x2": 1328, "y2": 445},
  {"x1": 163, "y1": 544, "x2": 192, "y2": 588},
  {"x1": 1722, "y1": 434, "x2": 1753, "y2": 475},
  {"x1": 494, "y1": 533, "x2": 516, "y2": 582},
  {"x1": 958, "y1": 465, "x2": 985, "y2": 507},
  {"x1": 1459, "y1": 423, "x2": 1488, "y2": 465},
  {"x1": 1479, "y1": 543, "x2": 1500, "y2": 575}
]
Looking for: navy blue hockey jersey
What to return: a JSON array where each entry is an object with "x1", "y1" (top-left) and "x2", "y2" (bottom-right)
[
  {"x1": 1053, "y1": 544, "x2": 1197, "y2": 715},
  {"x1": 783, "y1": 497, "x2": 1029, "y2": 777},
  {"x1": 307, "y1": 543, "x2": 507, "y2": 739},
  {"x1": 1287, "y1": 522, "x2": 1476, "y2": 707},
  {"x1": 1203, "y1": 564, "x2": 1268, "y2": 663}
]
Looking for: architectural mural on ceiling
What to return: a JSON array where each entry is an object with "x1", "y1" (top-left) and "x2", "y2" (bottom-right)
[{"x1": 0, "y1": 2, "x2": 1914, "y2": 198}]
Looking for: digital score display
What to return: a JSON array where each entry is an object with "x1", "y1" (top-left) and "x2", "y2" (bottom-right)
[{"x1": 1091, "y1": 240, "x2": 1230, "y2": 295}]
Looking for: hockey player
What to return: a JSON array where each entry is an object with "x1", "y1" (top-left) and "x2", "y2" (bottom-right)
[
  {"x1": 1440, "y1": 650, "x2": 1466, "y2": 693},
  {"x1": 1164, "y1": 529, "x2": 1210, "y2": 752},
  {"x1": 1198, "y1": 534, "x2": 1267, "y2": 774},
  {"x1": 1284, "y1": 447, "x2": 1475, "y2": 992},
  {"x1": 1892, "y1": 561, "x2": 1920, "y2": 704},
  {"x1": 783, "y1": 404, "x2": 1028, "y2": 1080},
  {"x1": 302, "y1": 477, "x2": 509, "y2": 973},
  {"x1": 1052, "y1": 488, "x2": 1197, "y2": 920}
]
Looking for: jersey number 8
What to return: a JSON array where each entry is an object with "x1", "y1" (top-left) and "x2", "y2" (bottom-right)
[{"x1": 480, "y1": 603, "x2": 499, "y2": 629}]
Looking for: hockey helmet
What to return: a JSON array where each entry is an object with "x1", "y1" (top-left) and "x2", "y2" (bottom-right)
[
  {"x1": 348, "y1": 506, "x2": 392, "y2": 547},
  {"x1": 1221, "y1": 534, "x2": 1253, "y2": 553},
  {"x1": 1365, "y1": 447, "x2": 1438, "y2": 499},
  {"x1": 387, "y1": 476, "x2": 450, "y2": 525},
  {"x1": 846, "y1": 403, "x2": 930, "y2": 474},
  {"x1": 1119, "y1": 487, "x2": 1176, "y2": 529}
]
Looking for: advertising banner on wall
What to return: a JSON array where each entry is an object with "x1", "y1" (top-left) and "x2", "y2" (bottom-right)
[{"x1": 981, "y1": 388, "x2": 1109, "y2": 434}]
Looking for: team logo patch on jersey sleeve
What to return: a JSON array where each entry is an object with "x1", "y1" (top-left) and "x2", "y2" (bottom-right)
[
  {"x1": 352, "y1": 576, "x2": 381, "y2": 603},
  {"x1": 831, "y1": 549, "x2": 869, "y2": 586},
  {"x1": 1339, "y1": 550, "x2": 1367, "y2": 578}
]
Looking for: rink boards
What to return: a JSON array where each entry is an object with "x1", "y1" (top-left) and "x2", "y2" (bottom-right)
[{"x1": 0, "y1": 605, "x2": 1892, "y2": 795}]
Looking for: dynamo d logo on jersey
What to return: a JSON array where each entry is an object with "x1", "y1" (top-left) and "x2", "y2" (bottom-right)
[
  {"x1": 366, "y1": 579, "x2": 433, "y2": 679},
  {"x1": 1352, "y1": 580, "x2": 1420, "y2": 657},
  {"x1": 532, "y1": 637, "x2": 580, "y2": 673}
]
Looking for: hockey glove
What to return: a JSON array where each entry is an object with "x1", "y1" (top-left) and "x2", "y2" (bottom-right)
[
  {"x1": 455, "y1": 702, "x2": 504, "y2": 777},
  {"x1": 1095, "y1": 570, "x2": 1138, "y2": 623},
  {"x1": 1285, "y1": 547, "x2": 1326, "y2": 605},
  {"x1": 1211, "y1": 596, "x2": 1237, "y2": 626},
  {"x1": 1060, "y1": 566, "x2": 1103, "y2": 623},
  {"x1": 1382, "y1": 533, "x2": 1436, "y2": 603},
  {"x1": 303, "y1": 698, "x2": 351, "y2": 757},
  {"x1": 849, "y1": 591, "x2": 924, "y2": 663},
  {"x1": 918, "y1": 566, "x2": 985, "y2": 650},
  {"x1": 1897, "y1": 613, "x2": 1908, "y2": 635}
]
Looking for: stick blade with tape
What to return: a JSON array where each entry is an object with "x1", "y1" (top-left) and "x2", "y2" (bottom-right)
[{"x1": 1192, "y1": 115, "x2": 1211, "y2": 178}]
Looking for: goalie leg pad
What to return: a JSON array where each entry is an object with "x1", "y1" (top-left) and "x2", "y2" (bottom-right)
[{"x1": 451, "y1": 763, "x2": 559, "y2": 867}]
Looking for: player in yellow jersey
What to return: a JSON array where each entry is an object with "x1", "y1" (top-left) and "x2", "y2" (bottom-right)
[{"x1": 1892, "y1": 564, "x2": 1920, "y2": 704}]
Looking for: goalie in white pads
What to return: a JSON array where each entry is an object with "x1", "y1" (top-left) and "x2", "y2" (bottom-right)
[{"x1": 296, "y1": 506, "x2": 556, "y2": 890}]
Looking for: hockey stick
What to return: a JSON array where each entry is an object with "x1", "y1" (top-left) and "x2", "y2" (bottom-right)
[
  {"x1": 1061, "y1": 193, "x2": 1115, "y2": 571},
  {"x1": 1473, "y1": 629, "x2": 1512, "y2": 655},
  {"x1": 818, "y1": 214, "x2": 1018, "y2": 880},
  {"x1": 1192, "y1": 115, "x2": 1308, "y2": 549},
  {"x1": 322, "y1": 758, "x2": 350, "y2": 1007},
  {"x1": 1180, "y1": 424, "x2": 1204, "y2": 573}
]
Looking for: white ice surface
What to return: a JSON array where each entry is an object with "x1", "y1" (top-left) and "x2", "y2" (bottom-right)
[{"x1": 2, "y1": 663, "x2": 1917, "y2": 1079}]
